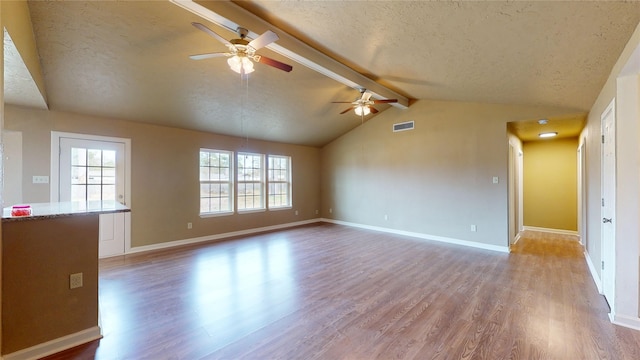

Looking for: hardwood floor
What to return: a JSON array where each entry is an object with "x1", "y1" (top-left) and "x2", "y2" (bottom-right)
[{"x1": 43, "y1": 224, "x2": 640, "y2": 359}]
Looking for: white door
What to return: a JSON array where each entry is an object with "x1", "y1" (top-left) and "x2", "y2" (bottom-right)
[
  {"x1": 601, "y1": 100, "x2": 616, "y2": 312},
  {"x1": 59, "y1": 138, "x2": 125, "y2": 204},
  {"x1": 57, "y1": 136, "x2": 128, "y2": 257}
]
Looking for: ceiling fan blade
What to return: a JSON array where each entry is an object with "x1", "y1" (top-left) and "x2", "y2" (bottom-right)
[
  {"x1": 369, "y1": 106, "x2": 379, "y2": 114},
  {"x1": 192, "y1": 22, "x2": 232, "y2": 47},
  {"x1": 189, "y1": 52, "x2": 229, "y2": 60},
  {"x1": 340, "y1": 107, "x2": 355, "y2": 114},
  {"x1": 256, "y1": 55, "x2": 293, "y2": 72},
  {"x1": 372, "y1": 99, "x2": 398, "y2": 104},
  {"x1": 248, "y1": 30, "x2": 279, "y2": 50}
]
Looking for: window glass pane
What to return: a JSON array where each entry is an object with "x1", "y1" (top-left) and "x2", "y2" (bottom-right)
[
  {"x1": 71, "y1": 148, "x2": 86, "y2": 166},
  {"x1": 200, "y1": 152, "x2": 210, "y2": 167},
  {"x1": 88, "y1": 167, "x2": 102, "y2": 184},
  {"x1": 103, "y1": 150, "x2": 116, "y2": 167},
  {"x1": 220, "y1": 168, "x2": 229, "y2": 181},
  {"x1": 71, "y1": 185, "x2": 86, "y2": 202},
  {"x1": 71, "y1": 166, "x2": 86, "y2": 185},
  {"x1": 200, "y1": 198, "x2": 211, "y2": 213},
  {"x1": 209, "y1": 152, "x2": 219, "y2": 167},
  {"x1": 103, "y1": 168, "x2": 116, "y2": 184},
  {"x1": 221, "y1": 197, "x2": 230, "y2": 211},
  {"x1": 200, "y1": 183, "x2": 211, "y2": 197},
  {"x1": 199, "y1": 167, "x2": 209, "y2": 181},
  {"x1": 87, "y1": 149, "x2": 102, "y2": 166},
  {"x1": 212, "y1": 167, "x2": 220, "y2": 181},
  {"x1": 87, "y1": 185, "x2": 102, "y2": 201},
  {"x1": 102, "y1": 185, "x2": 116, "y2": 201},
  {"x1": 220, "y1": 153, "x2": 229, "y2": 167}
]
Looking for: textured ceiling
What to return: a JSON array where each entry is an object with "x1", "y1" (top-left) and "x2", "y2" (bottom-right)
[
  {"x1": 3, "y1": 29, "x2": 47, "y2": 109},
  {"x1": 5, "y1": 1, "x2": 640, "y2": 146}
]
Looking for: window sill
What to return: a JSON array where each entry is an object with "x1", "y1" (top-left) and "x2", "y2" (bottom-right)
[
  {"x1": 238, "y1": 209, "x2": 266, "y2": 214},
  {"x1": 268, "y1": 206, "x2": 292, "y2": 212},
  {"x1": 200, "y1": 211, "x2": 234, "y2": 218}
]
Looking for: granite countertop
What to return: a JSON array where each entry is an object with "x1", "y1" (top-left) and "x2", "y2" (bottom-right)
[{"x1": 2, "y1": 201, "x2": 130, "y2": 222}]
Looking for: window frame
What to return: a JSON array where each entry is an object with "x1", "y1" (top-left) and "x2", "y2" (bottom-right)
[
  {"x1": 267, "y1": 155, "x2": 292, "y2": 210},
  {"x1": 237, "y1": 152, "x2": 266, "y2": 212},
  {"x1": 199, "y1": 148, "x2": 234, "y2": 217}
]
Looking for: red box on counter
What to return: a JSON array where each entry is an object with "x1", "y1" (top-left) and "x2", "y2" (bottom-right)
[{"x1": 11, "y1": 205, "x2": 32, "y2": 217}]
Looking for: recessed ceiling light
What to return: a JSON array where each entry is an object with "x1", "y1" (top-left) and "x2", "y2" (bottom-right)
[
  {"x1": 539, "y1": 132, "x2": 557, "y2": 138},
  {"x1": 538, "y1": 119, "x2": 548, "y2": 125}
]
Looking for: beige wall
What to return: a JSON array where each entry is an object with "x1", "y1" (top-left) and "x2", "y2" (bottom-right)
[
  {"x1": 2, "y1": 215, "x2": 99, "y2": 354},
  {"x1": 522, "y1": 138, "x2": 578, "y2": 231},
  {"x1": 4, "y1": 105, "x2": 321, "y2": 248},
  {"x1": 320, "y1": 99, "x2": 583, "y2": 248}
]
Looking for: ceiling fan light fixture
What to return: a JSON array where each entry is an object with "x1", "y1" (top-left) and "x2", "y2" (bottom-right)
[
  {"x1": 227, "y1": 55, "x2": 254, "y2": 74},
  {"x1": 354, "y1": 105, "x2": 370, "y2": 116}
]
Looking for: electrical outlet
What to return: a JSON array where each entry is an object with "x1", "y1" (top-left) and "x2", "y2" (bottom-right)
[
  {"x1": 329, "y1": 208, "x2": 333, "y2": 214},
  {"x1": 70, "y1": 273, "x2": 83, "y2": 289},
  {"x1": 187, "y1": 222, "x2": 192, "y2": 229},
  {"x1": 295, "y1": 210, "x2": 299, "y2": 215},
  {"x1": 315, "y1": 210, "x2": 319, "y2": 215},
  {"x1": 384, "y1": 214, "x2": 388, "y2": 221}
]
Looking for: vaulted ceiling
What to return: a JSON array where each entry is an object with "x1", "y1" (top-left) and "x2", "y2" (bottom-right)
[{"x1": 5, "y1": 1, "x2": 640, "y2": 146}]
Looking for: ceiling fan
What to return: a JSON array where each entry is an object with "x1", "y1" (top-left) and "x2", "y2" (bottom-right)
[
  {"x1": 189, "y1": 22, "x2": 293, "y2": 75},
  {"x1": 333, "y1": 89, "x2": 398, "y2": 116}
]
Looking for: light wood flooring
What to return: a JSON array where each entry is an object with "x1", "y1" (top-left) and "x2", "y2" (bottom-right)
[{"x1": 44, "y1": 224, "x2": 640, "y2": 359}]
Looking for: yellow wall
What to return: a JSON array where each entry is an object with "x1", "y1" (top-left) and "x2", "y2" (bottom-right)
[
  {"x1": 522, "y1": 138, "x2": 578, "y2": 231},
  {"x1": 4, "y1": 105, "x2": 321, "y2": 248}
]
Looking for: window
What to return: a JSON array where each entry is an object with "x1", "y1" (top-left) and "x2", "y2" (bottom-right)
[
  {"x1": 268, "y1": 155, "x2": 291, "y2": 208},
  {"x1": 70, "y1": 147, "x2": 118, "y2": 202},
  {"x1": 200, "y1": 149, "x2": 233, "y2": 215},
  {"x1": 237, "y1": 152, "x2": 265, "y2": 211}
]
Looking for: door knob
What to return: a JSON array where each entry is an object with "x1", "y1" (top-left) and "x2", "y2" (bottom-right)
[{"x1": 603, "y1": 218, "x2": 612, "y2": 223}]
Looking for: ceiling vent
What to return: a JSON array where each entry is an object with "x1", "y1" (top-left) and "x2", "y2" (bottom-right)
[{"x1": 393, "y1": 121, "x2": 414, "y2": 132}]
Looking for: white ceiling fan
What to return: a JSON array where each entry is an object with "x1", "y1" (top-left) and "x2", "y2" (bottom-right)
[
  {"x1": 333, "y1": 88, "x2": 398, "y2": 116},
  {"x1": 189, "y1": 22, "x2": 293, "y2": 75}
]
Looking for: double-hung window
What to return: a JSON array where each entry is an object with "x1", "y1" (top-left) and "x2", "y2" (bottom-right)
[
  {"x1": 268, "y1": 155, "x2": 291, "y2": 208},
  {"x1": 237, "y1": 152, "x2": 265, "y2": 211},
  {"x1": 199, "y1": 149, "x2": 233, "y2": 215}
]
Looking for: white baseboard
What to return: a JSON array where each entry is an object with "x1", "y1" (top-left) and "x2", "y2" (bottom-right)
[
  {"x1": 128, "y1": 219, "x2": 321, "y2": 254},
  {"x1": 612, "y1": 313, "x2": 640, "y2": 331},
  {"x1": 585, "y1": 251, "x2": 603, "y2": 293},
  {"x1": 522, "y1": 226, "x2": 578, "y2": 236},
  {"x1": 512, "y1": 232, "x2": 522, "y2": 246},
  {"x1": 2, "y1": 326, "x2": 101, "y2": 360},
  {"x1": 322, "y1": 218, "x2": 509, "y2": 253}
]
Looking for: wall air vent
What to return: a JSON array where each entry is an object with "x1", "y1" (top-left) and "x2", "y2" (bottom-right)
[{"x1": 393, "y1": 121, "x2": 414, "y2": 132}]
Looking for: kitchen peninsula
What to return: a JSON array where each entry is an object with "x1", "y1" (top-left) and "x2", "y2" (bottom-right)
[{"x1": 2, "y1": 201, "x2": 130, "y2": 358}]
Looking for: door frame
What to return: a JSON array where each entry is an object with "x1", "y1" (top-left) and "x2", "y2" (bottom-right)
[
  {"x1": 600, "y1": 99, "x2": 616, "y2": 315},
  {"x1": 50, "y1": 131, "x2": 132, "y2": 252}
]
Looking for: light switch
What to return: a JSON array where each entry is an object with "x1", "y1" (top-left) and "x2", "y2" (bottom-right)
[
  {"x1": 492, "y1": 176, "x2": 499, "y2": 184},
  {"x1": 33, "y1": 176, "x2": 49, "y2": 184}
]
